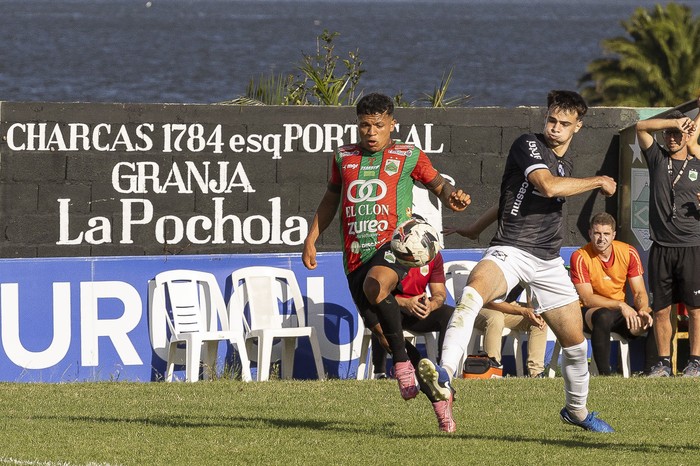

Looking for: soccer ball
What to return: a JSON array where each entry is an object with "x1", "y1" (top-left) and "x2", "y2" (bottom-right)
[{"x1": 390, "y1": 217, "x2": 441, "y2": 267}]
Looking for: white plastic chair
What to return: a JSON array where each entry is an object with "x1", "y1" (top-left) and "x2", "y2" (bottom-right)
[
  {"x1": 443, "y1": 260, "x2": 480, "y2": 306},
  {"x1": 547, "y1": 331, "x2": 631, "y2": 378},
  {"x1": 228, "y1": 266, "x2": 325, "y2": 382},
  {"x1": 444, "y1": 260, "x2": 526, "y2": 376},
  {"x1": 152, "y1": 269, "x2": 252, "y2": 383}
]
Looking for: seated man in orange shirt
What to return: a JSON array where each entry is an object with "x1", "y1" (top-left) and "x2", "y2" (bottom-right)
[{"x1": 569, "y1": 212, "x2": 653, "y2": 375}]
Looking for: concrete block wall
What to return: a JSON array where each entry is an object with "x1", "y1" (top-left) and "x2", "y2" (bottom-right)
[{"x1": 0, "y1": 102, "x2": 640, "y2": 258}]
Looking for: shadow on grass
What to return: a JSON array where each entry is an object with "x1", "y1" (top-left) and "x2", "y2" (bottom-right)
[
  {"x1": 28, "y1": 413, "x2": 700, "y2": 454},
  {"x1": 414, "y1": 432, "x2": 700, "y2": 454},
  {"x1": 30, "y1": 413, "x2": 395, "y2": 435}
]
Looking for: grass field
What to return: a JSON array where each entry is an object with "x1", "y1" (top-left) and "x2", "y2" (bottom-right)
[{"x1": 0, "y1": 376, "x2": 698, "y2": 465}]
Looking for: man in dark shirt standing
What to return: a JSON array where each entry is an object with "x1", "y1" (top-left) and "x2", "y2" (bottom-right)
[
  {"x1": 636, "y1": 108, "x2": 700, "y2": 377},
  {"x1": 418, "y1": 90, "x2": 618, "y2": 433}
]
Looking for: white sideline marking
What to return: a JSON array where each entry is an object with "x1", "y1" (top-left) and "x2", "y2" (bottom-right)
[{"x1": 0, "y1": 458, "x2": 119, "y2": 466}]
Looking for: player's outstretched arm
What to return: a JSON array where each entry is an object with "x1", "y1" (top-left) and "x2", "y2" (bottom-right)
[
  {"x1": 302, "y1": 188, "x2": 340, "y2": 270},
  {"x1": 528, "y1": 168, "x2": 616, "y2": 198},
  {"x1": 424, "y1": 173, "x2": 471, "y2": 212},
  {"x1": 443, "y1": 204, "x2": 498, "y2": 240}
]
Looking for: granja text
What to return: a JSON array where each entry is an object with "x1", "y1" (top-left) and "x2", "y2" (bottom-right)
[{"x1": 5, "y1": 122, "x2": 445, "y2": 158}]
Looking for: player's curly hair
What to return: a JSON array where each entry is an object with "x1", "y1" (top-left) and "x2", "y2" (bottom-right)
[
  {"x1": 547, "y1": 90, "x2": 588, "y2": 120},
  {"x1": 356, "y1": 93, "x2": 394, "y2": 117}
]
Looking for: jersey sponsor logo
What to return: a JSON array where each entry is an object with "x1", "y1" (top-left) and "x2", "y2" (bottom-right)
[
  {"x1": 339, "y1": 146, "x2": 361, "y2": 157},
  {"x1": 388, "y1": 147, "x2": 413, "y2": 157},
  {"x1": 347, "y1": 218, "x2": 389, "y2": 235},
  {"x1": 343, "y1": 163, "x2": 359, "y2": 170},
  {"x1": 384, "y1": 158, "x2": 401, "y2": 176},
  {"x1": 509, "y1": 181, "x2": 529, "y2": 216},
  {"x1": 527, "y1": 140, "x2": 542, "y2": 160},
  {"x1": 347, "y1": 179, "x2": 387, "y2": 202},
  {"x1": 344, "y1": 203, "x2": 390, "y2": 217}
]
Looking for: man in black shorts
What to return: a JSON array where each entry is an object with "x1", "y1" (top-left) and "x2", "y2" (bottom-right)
[
  {"x1": 636, "y1": 106, "x2": 700, "y2": 377},
  {"x1": 302, "y1": 93, "x2": 470, "y2": 431},
  {"x1": 418, "y1": 90, "x2": 617, "y2": 433}
]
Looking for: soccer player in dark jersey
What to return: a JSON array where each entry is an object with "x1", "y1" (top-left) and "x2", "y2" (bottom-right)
[
  {"x1": 418, "y1": 90, "x2": 618, "y2": 433},
  {"x1": 302, "y1": 93, "x2": 470, "y2": 431},
  {"x1": 636, "y1": 104, "x2": 700, "y2": 377}
]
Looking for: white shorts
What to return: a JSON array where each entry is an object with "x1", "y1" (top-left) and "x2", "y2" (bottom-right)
[{"x1": 481, "y1": 245, "x2": 579, "y2": 313}]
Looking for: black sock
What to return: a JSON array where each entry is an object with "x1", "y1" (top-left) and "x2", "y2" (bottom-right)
[
  {"x1": 374, "y1": 294, "x2": 409, "y2": 363},
  {"x1": 660, "y1": 357, "x2": 671, "y2": 367}
]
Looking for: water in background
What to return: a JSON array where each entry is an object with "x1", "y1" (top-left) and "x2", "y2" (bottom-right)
[{"x1": 0, "y1": 0, "x2": 695, "y2": 106}]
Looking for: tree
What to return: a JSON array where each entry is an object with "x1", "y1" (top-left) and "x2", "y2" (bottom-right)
[
  {"x1": 222, "y1": 30, "x2": 469, "y2": 108},
  {"x1": 578, "y1": 2, "x2": 700, "y2": 107},
  {"x1": 221, "y1": 30, "x2": 364, "y2": 106}
]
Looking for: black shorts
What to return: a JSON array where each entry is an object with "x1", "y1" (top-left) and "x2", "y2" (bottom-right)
[
  {"x1": 346, "y1": 243, "x2": 409, "y2": 328},
  {"x1": 648, "y1": 243, "x2": 700, "y2": 311}
]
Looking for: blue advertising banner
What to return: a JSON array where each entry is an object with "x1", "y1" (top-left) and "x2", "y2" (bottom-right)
[{"x1": 0, "y1": 248, "x2": 591, "y2": 382}]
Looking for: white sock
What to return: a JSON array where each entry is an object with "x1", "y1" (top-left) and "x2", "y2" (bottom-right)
[
  {"x1": 440, "y1": 286, "x2": 483, "y2": 377},
  {"x1": 561, "y1": 340, "x2": 589, "y2": 421}
]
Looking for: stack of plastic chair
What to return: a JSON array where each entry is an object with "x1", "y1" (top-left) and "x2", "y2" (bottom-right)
[{"x1": 152, "y1": 269, "x2": 252, "y2": 382}]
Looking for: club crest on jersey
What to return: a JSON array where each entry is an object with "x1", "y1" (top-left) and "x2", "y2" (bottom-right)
[
  {"x1": 384, "y1": 250, "x2": 397, "y2": 263},
  {"x1": 689, "y1": 169, "x2": 698, "y2": 182},
  {"x1": 557, "y1": 161, "x2": 565, "y2": 177},
  {"x1": 384, "y1": 158, "x2": 401, "y2": 176}
]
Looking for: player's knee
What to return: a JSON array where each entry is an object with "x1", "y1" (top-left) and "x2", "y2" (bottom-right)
[{"x1": 562, "y1": 340, "x2": 587, "y2": 364}]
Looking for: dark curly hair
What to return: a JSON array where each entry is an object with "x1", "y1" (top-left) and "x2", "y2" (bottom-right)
[
  {"x1": 547, "y1": 90, "x2": 588, "y2": 120},
  {"x1": 356, "y1": 93, "x2": 394, "y2": 117}
]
